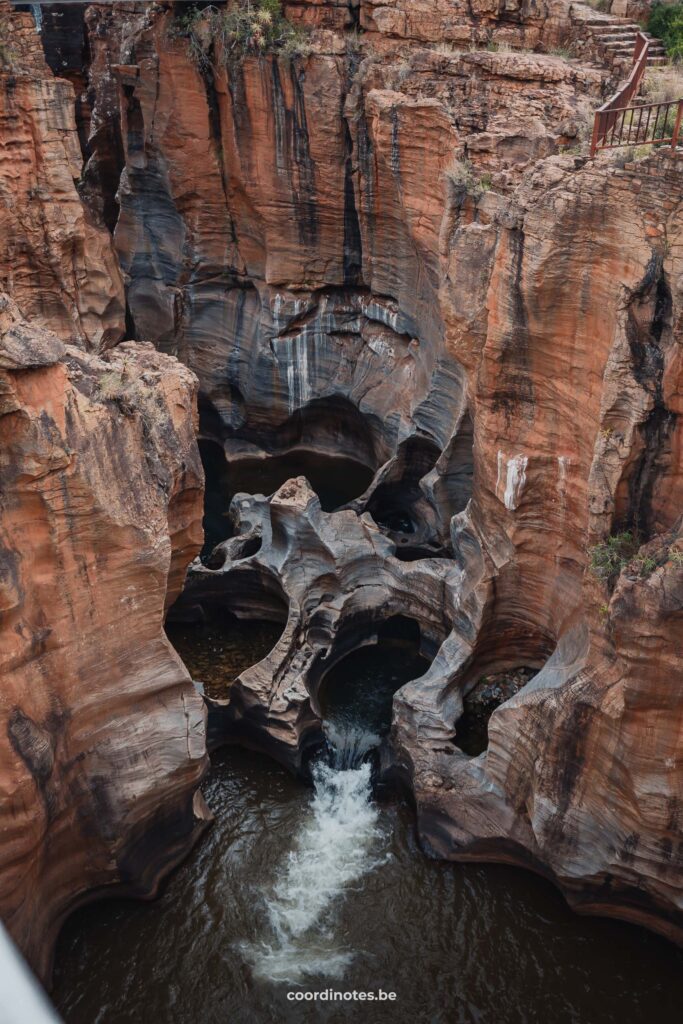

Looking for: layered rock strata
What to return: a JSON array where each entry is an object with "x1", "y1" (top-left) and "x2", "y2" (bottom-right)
[
  {"x1": 0, "y1": 2, "x2": 125, "y2": 349},
  {"x1": 0, "y1": 2, "x2": 209, "y2": 981},
  {"x1": 113, "y1": 2, "x2": 679, "y2": 944},
  {"x1": 0, "y1": 294, "x2": 208, "y2": 979},
  {"x1": 0, "y1": 0, "x2": 681, "y2": 969}
]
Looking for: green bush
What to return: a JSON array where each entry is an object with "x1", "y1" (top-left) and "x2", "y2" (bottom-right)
[
  {"x1": 648, "y1": 3, "x2": 683, "y2": 62},
  {"x1": 589, "y1": 531, "x2": 639, "y2": 583},
  {"x1": 444, "y1": 159, "x2": 492, "y2": 199},
  {"x1": 589, "y1": 532, "x2": 665, "y2": 584},
  {"x1": 170, "y1": 1, "x2": 310, "y2": 66}
]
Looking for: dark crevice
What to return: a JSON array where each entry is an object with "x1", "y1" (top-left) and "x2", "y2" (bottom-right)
[
  {"x1": 618, "y1": 262, "x2": 676, "y2": 540},
  {"x1": 342, "y1": 120, "x2": 363, "y2": 286}
]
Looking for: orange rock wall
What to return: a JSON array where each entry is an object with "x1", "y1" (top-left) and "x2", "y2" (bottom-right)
[{"x1": 0, "y1": 296, "x2": 207, "y2": 978}]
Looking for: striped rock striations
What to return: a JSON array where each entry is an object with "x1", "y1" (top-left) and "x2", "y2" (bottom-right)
[{"x1": 0, "y1": 0, "x2": 681, "y2": 977}]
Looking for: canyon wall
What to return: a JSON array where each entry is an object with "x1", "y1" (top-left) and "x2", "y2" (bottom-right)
[
  {"x1": 86, "y1": 0, "x2": 681, "y2": 943},
  {"x1": 0, "y1": 0, "x2": 681, "y2": 974},
  {"x1": 0, "y1": 1, "x2": 208, "y2": 980}
]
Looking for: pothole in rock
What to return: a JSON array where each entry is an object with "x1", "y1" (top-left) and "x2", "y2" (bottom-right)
[
  {"x1": 454, "y1": 667, "x2": 537, "y2": 757},
  {"x1": 166, "y1": 614, "x2": 285, "y2": 702},
  {"x1": 225, "y1": 449, "x2": 375, "y2": 513},
  {"x1": 316, "y1": 616, "x2": 431, "y2": 740},
  {"x1": 166, "y1": 573, "x2": 289, "y2": 701}
]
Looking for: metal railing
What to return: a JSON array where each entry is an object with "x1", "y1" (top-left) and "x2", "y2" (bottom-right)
[
  {"x1": 592, "y1": 98, "x2": 683, "y2": 152},
  {"x1": 589, "y1": 32, "x2": 682, "y2": 156}
]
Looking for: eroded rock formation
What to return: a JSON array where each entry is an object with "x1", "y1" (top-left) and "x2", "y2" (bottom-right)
[
  {"x1": 0, "y1": 0, "x2": 681, "y2": 976},
  {"x1": 0, "y1": 2, "x2": 210, "y2": 980},
  {"x1": 0, "y1": 292, "x2": 208, "y2": 979}
]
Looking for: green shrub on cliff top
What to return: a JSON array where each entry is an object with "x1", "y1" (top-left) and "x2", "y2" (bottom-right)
[
  {"x1": 648, "y1": 3, "x2": 683, "y2": 62},
  {"x1": 171, "y1": 1, "x2": 310, "y2": 65}
]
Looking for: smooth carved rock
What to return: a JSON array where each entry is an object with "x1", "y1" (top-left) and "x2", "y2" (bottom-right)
[
  {"x1": 0, "y1": 298, "x2": 208, "y2": 980},
  {"x1": 0, "y1": 0, "x2": 681, "y2": 972},
  {"x1": 87, "y1": 3, "x2": 682, "y2": 944},
  {"x1": 175, "y1": 477, "x2": 465, "y2": 768}
]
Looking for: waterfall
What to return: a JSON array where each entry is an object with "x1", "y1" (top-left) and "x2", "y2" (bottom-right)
[{"x1": 240, "y1": 725, "x2": 386, "y2": 984}]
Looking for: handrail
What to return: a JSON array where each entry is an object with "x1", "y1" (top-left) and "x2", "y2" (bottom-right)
[{"x1": 590, "y1": 32, "x2": 653, "y2": 156}]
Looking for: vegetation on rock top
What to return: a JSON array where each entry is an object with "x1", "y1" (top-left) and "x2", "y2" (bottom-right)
[
  {"x1": 589, "y1": 531, "x2": 660, "y2": 587},
  {"x1": 648, "y1": 3, "x2": 683, "y2": 62},
  {"x1": 170, "y1": 0, "x2": 310, "y2": 65}
]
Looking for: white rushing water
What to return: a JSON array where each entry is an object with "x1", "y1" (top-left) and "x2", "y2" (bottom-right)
[{"x1": 242, "y1": 726, "x2": 387, "y2": 984}]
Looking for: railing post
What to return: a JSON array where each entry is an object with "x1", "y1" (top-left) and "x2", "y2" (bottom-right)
[
  {"x1": 590, "y1": 112, "x2": 600, "y2": 158},
  {"x1": 672, "y1": 99, "x2": 683, "y2": 153}
]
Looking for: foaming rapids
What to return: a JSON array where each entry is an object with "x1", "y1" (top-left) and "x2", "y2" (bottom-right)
[{"x1": 241, "y1": 725, "x2": 386, "y2": 984}]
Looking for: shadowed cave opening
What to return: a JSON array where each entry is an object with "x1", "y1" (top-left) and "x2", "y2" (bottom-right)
[
  {"x1": 166, "y1": 571, "x2": 289, "y2": 702},
  {"x1": 367, "y1": 436, "x2": 441, "y2": 536},
  {"x1": 224, "y1": 449, "x2": 375, "y2": 513},
  {"x1": 199, "y1": 439, "x2": 235, "y2": 561},
  {"x1": 197, "y1": 396, "x2": 383, "y2": 562},
  {"x1": 313, "y1": 616, "x2": 432, "y2": 740},
  {"x1": 451, "y1": 630, "x2": 554, "y2": 756},
  {"x1": 454, "y1": 667, "x2": 537, "y2": 756}
]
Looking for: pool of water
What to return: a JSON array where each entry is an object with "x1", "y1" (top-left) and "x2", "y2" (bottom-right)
[
  {"x1": 166, "y1": 619, "x2": 283, "y2": 700},
  {"x1": 52, "y1": 742, "x2": 683, "y2": 1024},
  {"x1": 318, "y1": 640, "x2": 430, "y2": 739},
  {"x1": 51, "y1": 618, "x2": 683, "y2": 1024}
]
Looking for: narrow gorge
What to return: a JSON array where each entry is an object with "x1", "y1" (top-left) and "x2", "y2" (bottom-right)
[{"x1": 1, "y1": 1, "x2": 682, "y2": 1021}]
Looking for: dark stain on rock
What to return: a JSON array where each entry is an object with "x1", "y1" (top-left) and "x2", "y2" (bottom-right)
[
  {"x1": 623, "y1": 261, "x2": 676, "y2": 539},
  {"x1": 122, "y1": 85, "x2": 145, "y2": 166},
  {"x1": 390, "y1": 106, "x2": 401, "y2": 179},
  {"x1": 342, "y1": 120, "x2": 363, "y2": 286},
  {"x1": 263, "y1": 57, "x2": 320, "y2": 248},
  {"x1": 0, "y1": 545, "x2": 23, "y2": 604},
  {"x1": 491, "y1": 228, "x2": 535, "y2": 426},
  {"x1": 8, "y1": 708, "x2": 56, "y2": 787}
]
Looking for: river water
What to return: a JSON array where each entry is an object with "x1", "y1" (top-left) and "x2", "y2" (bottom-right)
[{"x1": 52, "y1": 627, "x2": 683, "y2": 1024}]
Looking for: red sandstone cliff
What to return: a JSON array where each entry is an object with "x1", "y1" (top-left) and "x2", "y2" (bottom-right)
[
  {"x1": 0, "y1": 293, "x2": 208, "y2": 979},
  {"x1": 0, "y1": 0, "x2": 681, "y2": 974},
  {"x1": 0, "y1": 1, "x2": 207, "y2": 979}
]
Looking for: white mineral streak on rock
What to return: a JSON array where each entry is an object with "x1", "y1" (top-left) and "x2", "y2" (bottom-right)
[
  {"x1": 558, "y1": 456, "x2": 570, "y2": 503},
  {"x1": 286, "y1": 333, "x2": 311, "y2": 415},
  {"x1": 503, "y1": 454, "x2": 528, "y2": 511},
  {"x1": 496, "y1": 450, "x2": 505, "y2": 496}
]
